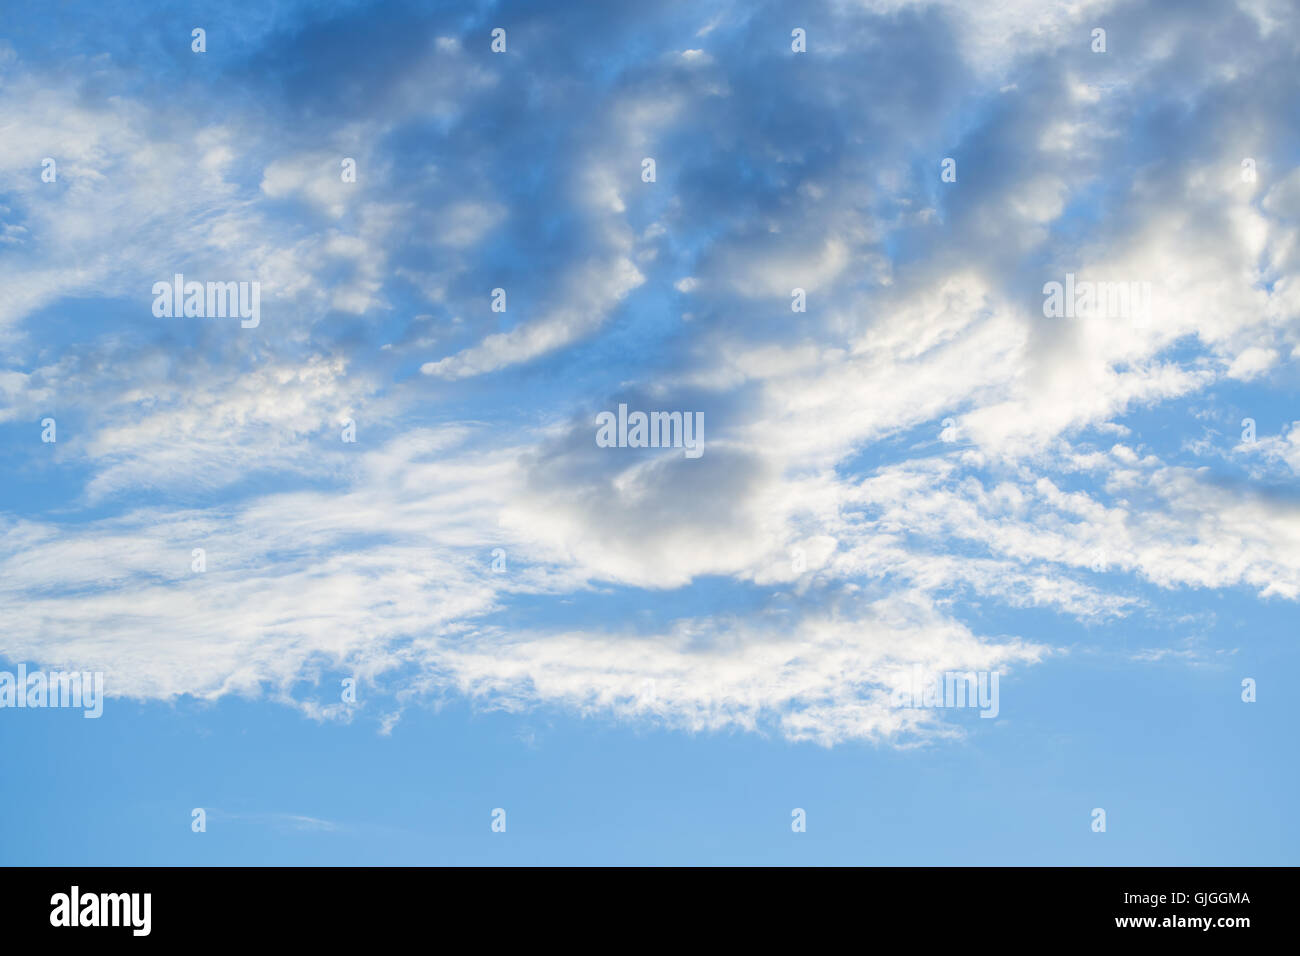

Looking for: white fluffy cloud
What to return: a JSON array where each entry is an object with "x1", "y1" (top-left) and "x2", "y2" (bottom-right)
[{"x1": 2, "y1": 0, "x2": 1298, "y2": 747}]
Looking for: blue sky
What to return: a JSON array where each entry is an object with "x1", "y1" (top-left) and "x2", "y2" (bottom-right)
[{"x1": 1, "y1": 0, "x2": 1298, "y2": 865}]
